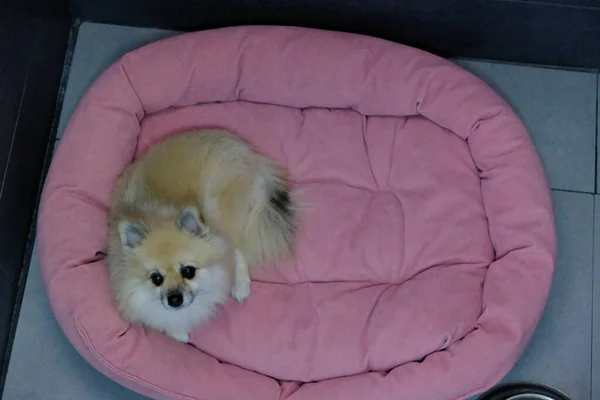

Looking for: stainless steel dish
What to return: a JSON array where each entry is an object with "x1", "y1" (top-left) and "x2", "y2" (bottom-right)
[{"x1": 477, "y1": 382, "x2": 571, "y2": 400}]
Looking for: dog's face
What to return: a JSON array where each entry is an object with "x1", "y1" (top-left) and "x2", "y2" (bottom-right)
[{"x1": 117, "y1": 206, "x2": 228, "y2": 311}]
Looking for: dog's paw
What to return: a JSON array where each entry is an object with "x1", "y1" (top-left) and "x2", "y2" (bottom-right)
[
  {"x1": 231, "y1": 279, "x2": 251, "y2": 303},
  {"x1": 165, "y1": 329, "x2": 190, "y2": 343}
]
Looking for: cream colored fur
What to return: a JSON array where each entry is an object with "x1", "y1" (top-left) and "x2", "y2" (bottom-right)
[{"x1": 107, "y1": 129, "x2": 297, "y2": 342}]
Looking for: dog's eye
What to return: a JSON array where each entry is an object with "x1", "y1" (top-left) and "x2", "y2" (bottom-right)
[
  {"x1": 181, "y1": 266, "x2": 196, "y2": 280},
  {"x1": 150, "y1": 272, "x2": 164, "y2": 286}
]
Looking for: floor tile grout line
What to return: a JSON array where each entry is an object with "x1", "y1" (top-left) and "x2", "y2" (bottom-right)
[
  {"x1": 593, "y1": 73, "x2": 599, "y2": 400},
  {"x1": 552, "y1": 188, "x2": 595, "y2": 195},
  {"x1": 591, "y1": 197, "x2": 596, "y2": 400}
]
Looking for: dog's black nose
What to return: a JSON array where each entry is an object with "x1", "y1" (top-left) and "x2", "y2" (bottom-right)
[{"x1": 167, "y1": 293, "x2": 184, "y2": 308}]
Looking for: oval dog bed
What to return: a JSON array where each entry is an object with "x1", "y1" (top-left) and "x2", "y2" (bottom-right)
[{"x1": 38, "y1": 26, "x2": 556, "y2": 400}]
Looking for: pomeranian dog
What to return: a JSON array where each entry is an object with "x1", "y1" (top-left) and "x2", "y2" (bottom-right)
[{"x1": 107, "y1": 129, "x2": 297, "y2": 342}]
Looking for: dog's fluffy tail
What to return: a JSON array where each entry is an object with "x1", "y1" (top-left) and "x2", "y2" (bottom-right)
[{"x1": 243, "y1": 158, "x2": 297, "y2": 267}]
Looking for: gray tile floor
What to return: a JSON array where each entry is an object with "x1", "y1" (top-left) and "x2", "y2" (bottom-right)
[{"x1": 3, "y1": 22, "x2": 599, "y2": 400}]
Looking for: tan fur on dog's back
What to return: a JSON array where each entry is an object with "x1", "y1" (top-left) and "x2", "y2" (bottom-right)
[{"x1": 111, "y1": 129, "x2": 297, "y2": 268}]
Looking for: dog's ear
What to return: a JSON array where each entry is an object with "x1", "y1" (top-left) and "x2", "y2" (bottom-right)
[
  {"x1": 176, "y1": 206, "x2": 209, "y2": 237},
  {"x1": 118, "y1": 221, "x2": 146, "y2": 248}
]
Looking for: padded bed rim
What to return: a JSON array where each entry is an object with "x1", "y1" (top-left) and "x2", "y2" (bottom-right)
[{"x1": 38, "y1": 26, "x2": 556, "y2": 400}]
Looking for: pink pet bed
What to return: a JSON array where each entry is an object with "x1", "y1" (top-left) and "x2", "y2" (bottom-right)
[{"x1": 38, "y1": 26, "x2": 556, "y2": 400}]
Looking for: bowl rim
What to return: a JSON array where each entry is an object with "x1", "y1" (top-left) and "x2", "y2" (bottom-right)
[{"x1": 477, "y1": 381, "x2": 571, "y2": 400}]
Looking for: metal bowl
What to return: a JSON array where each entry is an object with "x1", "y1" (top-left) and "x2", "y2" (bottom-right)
[{"x1": 477, "y1": 382, "x2": 571, "y2": 400}]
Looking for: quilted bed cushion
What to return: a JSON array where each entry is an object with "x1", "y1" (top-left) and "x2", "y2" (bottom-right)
[{"x1": 38, "y1": 26, "x2": 556, "y2": 400}]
